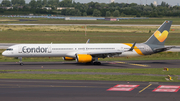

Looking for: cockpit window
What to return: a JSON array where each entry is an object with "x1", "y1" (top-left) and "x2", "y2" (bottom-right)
[{"x1": 6, "y1": 48, "x2": 13, "y2": 51}]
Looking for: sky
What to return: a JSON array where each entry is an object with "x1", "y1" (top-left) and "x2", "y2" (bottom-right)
[{"x1": 0, "y1": 0, "x2": 179, "y2": 6}]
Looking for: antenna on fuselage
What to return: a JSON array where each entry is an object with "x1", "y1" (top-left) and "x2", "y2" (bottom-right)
[{"x1": 86, "y1": 39, "x2": 90, "y2": 44}]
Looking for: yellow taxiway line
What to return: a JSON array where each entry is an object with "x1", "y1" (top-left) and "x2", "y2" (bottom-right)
[
  {"x1": 139, "y1": 84, "x2": 152, "y2": 93},
  {"x1": 116, "y1": 61, "x2": 150, "y2": 67}
]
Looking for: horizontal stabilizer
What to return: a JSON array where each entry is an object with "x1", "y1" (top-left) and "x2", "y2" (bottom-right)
[{"x1": 154, "y1": 46, "x2": 175, "y2": 52}]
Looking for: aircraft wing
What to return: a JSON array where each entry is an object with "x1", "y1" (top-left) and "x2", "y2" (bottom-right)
[
  {"x1": 72, "y1": 42, "x2": 136, "y2": 58},
  {"x1": 88, "y1": 50, "x2": 122, "y2": 55},
  {"x1": 86, "y1": 42, "x2": 136, "y2": 58}
]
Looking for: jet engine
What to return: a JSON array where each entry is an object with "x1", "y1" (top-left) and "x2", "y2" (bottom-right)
[
  {"x1": 76, "y1": 54, "x2": 93, "y2": 63},
  {"x1": 62, "y1": 57, "x2": 75, "y2": 61}
]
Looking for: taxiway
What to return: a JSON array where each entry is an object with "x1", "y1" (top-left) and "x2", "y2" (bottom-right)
[
  {"x1": 0, "y1": 79, "x2": 180, "y2": 101},
  {"x1": 0, "y1": 60, "x2": 180, "y2": 101}
]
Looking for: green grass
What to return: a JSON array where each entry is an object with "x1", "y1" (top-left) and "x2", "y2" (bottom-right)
[
  {"x1": 0, "y1": 30, "x2": 180, "y2": 44},
  {"x1": 1, "y1": 68, "x2": 180, "y2": 82},
  {"x1": 0, "y1": 73, "x2": 179, "y2": 82},
  {"x1": 0, "y1": 21, "x2": 180, "y2": 44},
  {"x1": 2, "y1": 68, "x2": 180, "y2": 75}
]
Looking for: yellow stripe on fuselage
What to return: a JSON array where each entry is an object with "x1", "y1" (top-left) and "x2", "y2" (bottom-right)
[{"x1": 124, "y1": 43, "x2": 144, "y2": 55}]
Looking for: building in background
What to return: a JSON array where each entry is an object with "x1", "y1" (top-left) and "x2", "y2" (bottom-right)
[
  {"x1": 111, "y1": 0, "x2": 114, "y2": 3},
  {"x1": 57, "y1": 7, "x2": 75, "y2": 10},
  {"x1": 0, "y1": 7, "x2": 13, "y2": 9},
  {"x1": 42, "y1": 7, "x2": 52, "y2": 10},
  {"x1": 153, "y1": 1, "x2": 158, "y2": 6},
  {"x1": 105, "y1": 18, "x2": 117, "y2": 21}
]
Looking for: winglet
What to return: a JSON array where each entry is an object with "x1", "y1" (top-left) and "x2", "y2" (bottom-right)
[
  {"x1": 86, "y1": 39, "x2": 90, "y2": 44},
  {"x1": 128, "y1": 42, "x2": 136, "y2": 51}
]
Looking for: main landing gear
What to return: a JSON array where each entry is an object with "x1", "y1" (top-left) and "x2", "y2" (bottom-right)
[
  {"x1": 85, "y1": 62, "x2": 101, "y2": 65},
  {"x1": 93, "y1": 57, "x2": 101, "y2": 65},
  {"x1": 93, "y1": 62, "x2": 101, "y2": 65},
  {"x1": 18, "y1": 57, "x2": 23, "y2": 66}
]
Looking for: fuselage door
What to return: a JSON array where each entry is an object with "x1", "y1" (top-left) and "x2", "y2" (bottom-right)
[
  {"x1": 48, "y1": 45, "x2": 51, "y2": 53},
  {"x1": 18, "y1": 46, "x2": 22, "y2": 53}
]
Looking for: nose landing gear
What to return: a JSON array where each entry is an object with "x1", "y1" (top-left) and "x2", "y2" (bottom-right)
[
  {"x1": 18, "y1": 57, "x2": 23, "y2": 66},
  {"x1": 93, "y1": 57, "x2": 101, "y2": 65}
]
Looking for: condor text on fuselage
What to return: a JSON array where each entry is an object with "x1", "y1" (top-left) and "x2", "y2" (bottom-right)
[{"x1": 22, "y1": 46, "x2": 48, "y2": 53}]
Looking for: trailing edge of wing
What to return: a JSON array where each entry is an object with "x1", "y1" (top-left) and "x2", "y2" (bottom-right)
[
  {"x1": 87, "y1": 42, "x2": 136, "y2": 56},
  {"x1": 87, "y1": 50, "x2": 123, "y2": 55}
]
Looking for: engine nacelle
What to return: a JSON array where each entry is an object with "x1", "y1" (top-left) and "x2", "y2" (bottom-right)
[
  {"x1": 62, "y1": 57, "x2": 75, "y2": 61},
  {"x1": 76, "y1": 54, "x2": 93, "y2": 63}
]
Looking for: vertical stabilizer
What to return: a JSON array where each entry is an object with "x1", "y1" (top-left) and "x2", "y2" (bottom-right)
[{"x1": 145, "y1": 21, "x2": 172, "y2": 46}]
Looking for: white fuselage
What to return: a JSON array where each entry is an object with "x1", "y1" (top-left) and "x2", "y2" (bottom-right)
[{"x1": 2, "y1": 43, "x2": 145, "y2": 58}]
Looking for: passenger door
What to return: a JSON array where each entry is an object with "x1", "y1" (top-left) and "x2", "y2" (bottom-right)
[
  {"x1": 48, "y1": 45, "x2": 51, "y2": 53},
  {"x1": 18, "y1": 46, "x2": 22, "y2": 53}
]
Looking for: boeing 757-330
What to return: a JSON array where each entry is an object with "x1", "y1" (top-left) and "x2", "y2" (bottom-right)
[{"x1": 2, "y1": 21, "x2": 174, "y2": 65}]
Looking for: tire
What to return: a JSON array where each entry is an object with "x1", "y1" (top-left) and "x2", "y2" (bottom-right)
[{"x1": 93, "y1": 62, "x2": 101, "y2": 65}]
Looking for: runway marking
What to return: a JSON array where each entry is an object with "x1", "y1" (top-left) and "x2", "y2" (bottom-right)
[
  {"x1": 107, "y1": 87, "x2": 134, "y2": 91},
  {"x1": 153, "y1": 88, "x2": 179, "y2": 92},
  {"x1": 139, "y1": 84, "x2": 152, "y2": 93},
  {"x1": 114, "y1": 84, "x2": 139, "y2": 88},
  {"x1": 115, "y1": 61, "x2": 150, "y2": 67},
  {"x1": 153, "y1": 85, "x2": 180, "y2": 92},
  {"x1": 107, "y1": 84, "x2": 139, "y2": 92},
  {"x1": 157, "y1": 85, "x2": 180, "y2": 89}
]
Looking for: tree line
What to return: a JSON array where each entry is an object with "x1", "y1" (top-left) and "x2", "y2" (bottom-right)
[{"x1": 0, "y1": 0, "x2": 180, "y2": 17}]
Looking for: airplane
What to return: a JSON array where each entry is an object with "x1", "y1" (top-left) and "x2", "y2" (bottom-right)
[{"x1": 2, "y1": 21, "x2": 174, "y2": 65}]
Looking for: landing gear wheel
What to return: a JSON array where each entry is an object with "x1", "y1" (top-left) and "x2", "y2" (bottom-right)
[
  {"x1": 93, "y1": 62, "x2": 101, "y2": 65},
  {"x1": 97, "y1": 62, "x2": 101, "y2": 65}
]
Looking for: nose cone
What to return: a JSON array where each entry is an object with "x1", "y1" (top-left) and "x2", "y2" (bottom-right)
[{"x1": 2, "y1": 51, "x2": 7, "y2": 56}]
